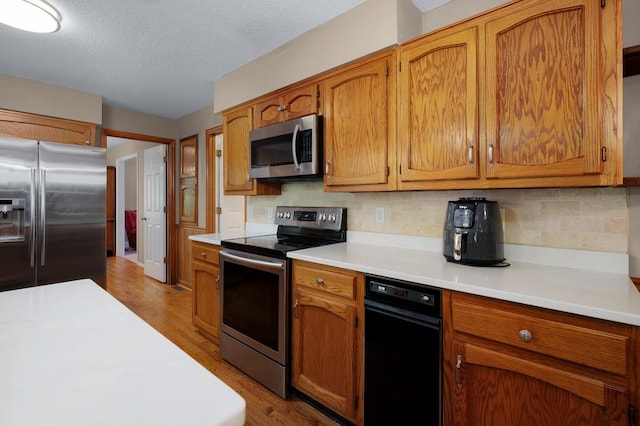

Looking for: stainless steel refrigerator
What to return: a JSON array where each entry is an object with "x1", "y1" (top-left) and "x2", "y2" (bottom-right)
[{"x1": 0, "y1": 136, "x2": 106, "y2": 291}]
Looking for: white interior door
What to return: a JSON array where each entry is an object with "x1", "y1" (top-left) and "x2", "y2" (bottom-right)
[
  {"x1": 143, "y1": 144, "x2": 167, "y2": 282},
  {"x1": 216, "y1": 133, "x2": 245, "y2": 233}
]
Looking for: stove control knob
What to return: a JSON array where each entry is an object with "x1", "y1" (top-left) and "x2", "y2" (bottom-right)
[
  {"x1": 277, "y1": 212, "x2": 284, "y2": 218},
  {"x1": 284, "y1": 212, "x2": 291, "y2": 219},
  {"x1": 329, "y1": 214, "x2": 336, "y2": 222},
  {"x1": 319, "y1": 213, "x2": 326, "y2": 222}
]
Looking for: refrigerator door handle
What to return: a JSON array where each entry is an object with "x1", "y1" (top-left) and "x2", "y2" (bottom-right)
[
  {"x1": 40, "y1": 169, "x2": 46, "y2": 267},
  {"x1": 30, "y1": 168, "x2": 36, "y2": 267}
]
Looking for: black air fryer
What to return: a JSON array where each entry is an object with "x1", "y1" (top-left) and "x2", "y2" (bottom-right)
[{"x1": 442, "y1": 197, "x2": 505, "y2": 266}]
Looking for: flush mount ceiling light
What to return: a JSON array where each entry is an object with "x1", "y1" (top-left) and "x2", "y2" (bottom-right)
[{"x1": 0, "y1": 0, "x2": 61, "y2": 33}]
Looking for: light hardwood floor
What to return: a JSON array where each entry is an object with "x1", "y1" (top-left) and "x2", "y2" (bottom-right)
[{"x1": 106, "y1": 255, "x2": 339, "y2": 426}]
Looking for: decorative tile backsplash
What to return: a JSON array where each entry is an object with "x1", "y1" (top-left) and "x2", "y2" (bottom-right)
[{"x1": 247, "y1": 182, "x2": 629, "y2": 253}]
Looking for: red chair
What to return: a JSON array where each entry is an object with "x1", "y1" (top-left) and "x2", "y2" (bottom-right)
[{"x1": 124, "y1": 210, "x2": 137, "y2": 249}]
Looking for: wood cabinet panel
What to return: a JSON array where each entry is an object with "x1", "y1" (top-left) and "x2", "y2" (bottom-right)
[
  {"x1": 445, "y1": 291, "x2": 636, "y2": 426},
  {"x1": 191, "y1": 241, "x2": 220, "y2": 341},
  {"x1": 253, "y1": 83, "x2": 320, "y2": 128},
  {"x1": 291, "y1": 260, "x2": 363, "y2": 423},
  {"x1": 0, "y1": 108, "x2": 96, "y2": 146},
  {"x1": 293, "y1": 263, "x2": 356, "y2": 300},
  {"x1": 399, "y1": 27, "x2": 479, "y2": 187},
  {"x1": 484, "y1": 0, "x2": 602, "y2": 179},
  {"x1": 453, "y1": 296, "x2": 629, "y2": 375},
  {"x1": 223, "y1": 106, "x2": 281, "y2": 195},
  {"x1": 323, "y1": 51, "x2": 396, "y2": 192},
  {"x1": 177, "y1": 227, "x2": 206, "y2": 287},
  {"x1": 292, "y1": 291, "x2": 357, "y2": 421},
  {"x1": 452, "y1": 341, "x2": 629, "y2": 426}
]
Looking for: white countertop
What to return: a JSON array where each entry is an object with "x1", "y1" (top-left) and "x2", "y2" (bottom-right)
[
  {"x1": 0, "y1": 279, "x2": 245, "y2": 426},
  {"x1": 288, "y1": 243, "x2": 640, "y2": 326}
]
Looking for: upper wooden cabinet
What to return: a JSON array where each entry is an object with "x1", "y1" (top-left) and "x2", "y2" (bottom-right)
[
  {"x1": 222, "y1": 106, "x2": 281, "y2": 196},
  {"x1": 399, "y1": 26, "x2": 479, "y2": 189},
  {"x1": 323, "y1": 50, "x2": 397, "y2": 192},
  {"x1": 484, "y1": 0, "x2": 605, "y2": 181},
  {"x1": 398, "y1": 0, "x2": 621, "y2": 190},
  {"x1": 0, "y1": 108, "x2": 96, "y2": 146},
  {"x1": 253, "y1": 83, "x2": 321, "y2": 129}
]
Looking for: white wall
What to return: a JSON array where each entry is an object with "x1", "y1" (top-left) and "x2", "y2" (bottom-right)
[
  {"x1": 624, "y1": 0, "x2": 640, "y2": 276},
  {"x1": 0, "y1": 74, "x2": 102, "y2": 125},
  {"x1": 213, "y1": 0, "x2": 422, "y2": 112},
  {"x1": 421, "y1": 0, "x2": 510, "y2": 32}
]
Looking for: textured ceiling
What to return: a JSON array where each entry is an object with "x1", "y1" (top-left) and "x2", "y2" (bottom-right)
[{"x1": 0, "y1": 0, "x2": 451, "y2": 120}]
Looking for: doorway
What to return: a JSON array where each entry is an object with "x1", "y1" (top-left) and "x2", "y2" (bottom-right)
[{"x1": 103, "y1": 129, "x2": 177, "y2": 285}]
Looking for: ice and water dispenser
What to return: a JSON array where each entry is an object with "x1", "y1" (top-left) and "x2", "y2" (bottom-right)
[{"x1": 0, "y1": 199, "x2": 25, "y2": 242}]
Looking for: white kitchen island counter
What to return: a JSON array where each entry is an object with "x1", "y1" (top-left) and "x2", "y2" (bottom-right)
[{"x1": 0, "y1": 279, "x2": 245, "y2": 426}]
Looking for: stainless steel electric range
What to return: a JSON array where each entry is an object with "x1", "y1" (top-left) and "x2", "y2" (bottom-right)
[{"x1": 219, "y1": 206, "x2": 347, "y2": 398}]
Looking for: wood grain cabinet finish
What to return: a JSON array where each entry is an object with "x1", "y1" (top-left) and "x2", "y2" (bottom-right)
[
  {"x1": 291, "y1": 261, "x2": 363, "y2": 424},
  {"x1": 444, "y1": 292, "x2": 638, "y2": 426},
  {"x1": 398, "y1": 0, "x2": 621, "y2": 189},
  {"x1": 323, "y1": 50, "x2": 397, "y2": 192},
  {"x1": 253, "y1": 83, "x2": 321, "y2": 128},
  {"x1": 0, "y1": 108, "x2": 96, "y2": 146},
  {"x1": 191, "y1": 241, "x2": 221, "y2": 341},
  {"x1": 222, "y1": 106, "x2": 281, "y2": 195},
  {"x1": 484, "y1": 0, "x2": 605, "y2": 182},
  {"x1": 398, "y1": 26, "x2": 480, "y2": 189}
]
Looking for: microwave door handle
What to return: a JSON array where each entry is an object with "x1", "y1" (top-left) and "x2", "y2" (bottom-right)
[{"x1": 291, "y1": 124, "x2": 301, "y2": 170}]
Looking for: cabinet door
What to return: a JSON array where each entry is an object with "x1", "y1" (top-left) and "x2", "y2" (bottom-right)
[
  {"x1": 399, "y1": 27, "x2": 479, "y2": 188},
  {"x1": 484, "y1": 0, "x2": 602, "y2": 180},
  {"x1": 253, "y1": 95, "x2": 283, "y2": 128},
  {"x1": 223, "y1": 107, "x2": 281, "y2": 195},
  {"x1": 254, "y1": 83, "x2": 319, "y2": 128},
  {"x1": 192, "y1": 259, "x2": 220, "y2": 340},
  {"x1": 449, "y1": 341, "x2": 629, "y2": 426},
  {"x1": 292, "y1": 290, "x2": 358, "y2": 422},
  {"x1": 323, "y1": 54, "x2": 396, "y2": 191},
  {"x1": 223, "y1": 107, "x2": 254, "y2": 193},
  {"x1": 282, "y1": 83, "x2": 319, "y2": 121}
]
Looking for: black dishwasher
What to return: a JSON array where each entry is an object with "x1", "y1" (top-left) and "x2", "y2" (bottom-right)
[{"x1": 364, "y1": 274, "x2": 442, "y2": 426}]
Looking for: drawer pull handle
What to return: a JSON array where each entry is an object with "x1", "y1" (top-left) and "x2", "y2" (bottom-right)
[
  {"x1": 215, "y1": 275, "x2": 219, "y2": 289},
  {"x1": 455, "y1": 355, "x2": 463, "y2": 388},
  {"x1": 293, "y1": 300, "x2": 299, "y2": 320},
  {"x1": 201, "y1": 251, "x2": 206, "y2": 257},
  {"x1": 519, "y1": 329, "x2": 533, "y2": 343},
  {"x1": 316, "y1": 278, "x2": 324, "y2": 286}
]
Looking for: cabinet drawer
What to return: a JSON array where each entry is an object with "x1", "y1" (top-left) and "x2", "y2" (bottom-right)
[
  {"x1": 293, "y1": 262, "x2": 357, "y2": 300},
  {"x1": 192, "y1": 242, "x2": 219, "y2": 266},
  {"x1": 452, "y1": 293, "x2": 629, "y2": 375}
]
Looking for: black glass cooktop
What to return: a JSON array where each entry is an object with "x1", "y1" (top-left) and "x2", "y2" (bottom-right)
[{"x1": 221, "y1": 234, "x2": 340, "y2": 258}]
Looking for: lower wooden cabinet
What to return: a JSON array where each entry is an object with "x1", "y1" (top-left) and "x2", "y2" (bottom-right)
[
  {"x1": 191, "y1": 241, "x2": 221, "y2": 342},
  {"x1": 444, "y1": 292, "x2": 638, "y2": 426},
  {"x1": 291, "y1": 260, "x2": 364, "y2": 424}
]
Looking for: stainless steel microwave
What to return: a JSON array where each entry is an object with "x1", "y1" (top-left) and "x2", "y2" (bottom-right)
[{"x1": 249, "y1": 114, "x2": 321, "y2": 180}]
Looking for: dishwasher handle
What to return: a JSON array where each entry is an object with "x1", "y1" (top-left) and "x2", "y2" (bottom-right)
[{"x1": 364, "y1": 298, "x2": 441, "y2": 330}]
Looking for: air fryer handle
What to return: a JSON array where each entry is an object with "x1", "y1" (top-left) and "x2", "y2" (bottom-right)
[{"x1": 453, "y1": 232, "x2": 463, "y2": 261}]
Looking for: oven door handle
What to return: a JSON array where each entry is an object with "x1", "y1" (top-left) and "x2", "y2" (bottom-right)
[{"x1": 221, "y1": 251, "x2": 285, "y2": 270}]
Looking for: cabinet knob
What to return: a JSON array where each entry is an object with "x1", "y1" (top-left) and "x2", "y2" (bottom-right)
[
  {"x1": 519, "y1": 329, "x2": 533, "y2": 343},
  {"x1": 201, "y1": 251, "x2": 206, "y2": 257},
  {"x1": 316, "y1": 278, "x2": 324, "y2": 286}
]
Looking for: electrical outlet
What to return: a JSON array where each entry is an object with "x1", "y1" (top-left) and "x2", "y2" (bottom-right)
[
  {"x1": 267, "y1": 207, "x2": 274, "y2": 219},
  {"x1": 375, "y1": 207, "x2": 385, "y2": 224}
]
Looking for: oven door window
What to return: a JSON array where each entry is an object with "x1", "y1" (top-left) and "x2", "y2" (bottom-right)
[{"x1": 222, "y1": 260, "x2": 282, "y2": 352}]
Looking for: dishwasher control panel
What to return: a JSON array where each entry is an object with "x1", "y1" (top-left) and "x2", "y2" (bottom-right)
[{"x1": 365, "y1": 275, "x2": 441, "y2": 317}]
